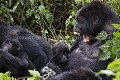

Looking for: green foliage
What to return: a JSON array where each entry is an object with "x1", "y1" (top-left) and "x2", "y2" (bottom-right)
[
  {"x1": 75, "y1": 0, "x2": 91, "y2": 5},
  {"x1": 96, "y1": 31, "x2": 108, "y2": 40},
  {"x1": 27, "y1": 70, "x2": 40, "y2": 80},
  {"x1": 107, "y1": 59, "x2": 120, "y2": 72},
  {"x1": 99, "y1": 24, "x2": 120, "y2": 60},
  {"x1": 0, "y1": 0, "x2": 120, "y2": 80},
  {"x1": 98, "y1": 24, "x2": 120, "y2": 80},
  {"x1": 0, "y1": 70, "x2": 41, "y2": 80},
  {"x1": 105, "y1": 0, "x2": 120, "y2": 17},
  {"x1": 0, "y1": 0, "x2": 54, "y2": 38},
  {"x1": 98, "y1": 59, "x2": 120, "y2": 80},
  {"x1": 0, "y1": 72, "x2": 16, "y2": 80}
]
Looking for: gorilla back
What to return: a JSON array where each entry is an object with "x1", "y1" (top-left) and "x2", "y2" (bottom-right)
[{"x1": 0, "y1": 20, "x2": 52, "y2": 71}]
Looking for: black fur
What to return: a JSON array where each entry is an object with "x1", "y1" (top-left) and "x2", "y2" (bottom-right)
[
  {"x1": 0, "y1": 20, "x2": 52, "y2": 71},
  {"x1": 43, "y1": 42, "x2": 69, "y2": 74},
  {"x1": 47, "y1": 67, "x2": 102, "y2": 80},
  {"x1": 74, "y1": 1, "x2": 120, "y2": 38},
  {"x1": 65, "y1": 41, "x2": 112, "y2": 80},
  {"x1": 71, "y1": 1, "x2": 120, "y2": 52},
  {"x1": 0, "y1": 38, "x2": 33, "y2": 78}
]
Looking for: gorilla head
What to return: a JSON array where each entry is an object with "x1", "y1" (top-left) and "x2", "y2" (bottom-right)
[
  {"x1": 74, "y1": 1, "x2": 120, "y2": 42},
  {"x1": 52, "y1": 42, "x2": 69, "y2": 63}
]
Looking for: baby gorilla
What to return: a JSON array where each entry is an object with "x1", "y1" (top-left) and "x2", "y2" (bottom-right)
[
  {"x1": 47, "y1": 67, "x2": 102, "y2": 80},
  {"x1": 41, "y1": 42, "x2": 102, "y2": 80},
  {"x1": 52, "y1": 42, "x2": 69, "y2": 64},
  {"x1": 41, "y1": 42, "x2": 69, "y2": 75},
  {"x1": 0, "y1": 38, "x2": 34, "y2": 78}
]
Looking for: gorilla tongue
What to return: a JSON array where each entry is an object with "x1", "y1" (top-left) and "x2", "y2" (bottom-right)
[
  {"x1": 83, "y1": 34, "x2": 89, "y2": 42},
  {"x1": 74, "y1": 32, "x2": 89, "y2": 42}
]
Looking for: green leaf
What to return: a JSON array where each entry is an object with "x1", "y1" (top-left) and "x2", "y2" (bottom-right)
[
  {"x1": 75, "y1": 0, "x2": 82, "y2": 4},
  {"x1": 28, "y1": 70, "x2": 40, "y2": 80},
  {"x1": 71, "y1": 11, "x2": 75, "y2": 17},
  {"x1": 29, "y1": 70, "x2": 40, "y2": 77},
  {"x1": 65, "y1": 15, "x2": 72, "y2": 27},
  {"x1": 114, "y1": 32, "x2": 120, "y2": 38},
  {"x1": 0, "y1": 72, "x2": 16, "y2": 80},
  {"x1": 13, "y1": 1, "x2": 19, "y2": 12},
  {"x1": 96, "y1": 31, "x2": 107, "y2": 40},
  {"x1": 45, "y1": 0, "x2": 48, "y2": 4},
  {"x1": 39, "y1": 5, "x2": 45, "y2": 12},
  {"x1": 98, "y1": 70, "x2": 114, "y2": 76},
  {"x1": 107, "y1": 59, "x2": 120, "y2": 72},
  {"x1": 85, "y1": 0, "x2": 91, "y2": 3},
  {"x1": 112, "y1": 24, "x2": 120, "y2": 30},
  {"x1": 45, "y1": 13, "x2": 53, "y2": 25},
  {"x1": 72, "y1": 19, "x2": 77, "y2": 27},
  {"x1": 113, "y1": 71, "x2": 120, "y2": 80},
  {"x1": 45, "y1": 30, "x2": 48, "y2": 34},
  {"x1": 8, "y1": 0, "x2": 12, "y2": 7}
]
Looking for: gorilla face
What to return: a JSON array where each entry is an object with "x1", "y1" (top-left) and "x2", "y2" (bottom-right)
[
  {"x1": 73, "y1": 1, "x2": 107, "y2": 42},
  {"x1": 52, "y1": 42, "x2": 69, "y2": 63},
  {"x1": 2, "y1": 38, "x2": 23, "y2": 55}
]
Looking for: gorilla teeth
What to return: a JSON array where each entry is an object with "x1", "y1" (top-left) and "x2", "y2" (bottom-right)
[
  {"x1": 74, "y1": 32, "x2": 80, "y2": 36},
  {"x1": 74, "y1": 32, "x2": 90, "y2": 42}
]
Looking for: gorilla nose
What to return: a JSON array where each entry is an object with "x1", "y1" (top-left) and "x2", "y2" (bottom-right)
[
  {"x1": 74, "y1": 26, "x2": 81, "y2": 33},
  {"x1": 61, "y1": 55, "x2": 67, "y2": 62}
]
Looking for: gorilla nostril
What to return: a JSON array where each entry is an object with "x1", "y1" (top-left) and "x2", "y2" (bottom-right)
[
  {"x1": 76, "y1": 26, "x2": 81, "y2": 29},
  {"x1": 90, "y1": 53, "x2": 93, "y2": 55},
  {"x1": 76, "y1": 26, "x2": 78, "y2": 28},
  {"x1": 75, "y1": 26, "x2": 81, "y2": 30}
]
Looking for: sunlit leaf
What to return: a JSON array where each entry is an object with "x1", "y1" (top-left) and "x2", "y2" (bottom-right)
[
  {"x1": 114, "y1": 32, "x2": 120, "y2": 38},
  {"x1": 13, "y1": 1, "x2": 19, "y2": 12},
  {"x1": 45, "y1": 13, "x2": 53, "y2": 25},
  {"x1": 39, "y1": 5, "x2": 45, "y2": 12},
  {"x1": 72, "y1": 19, "x2": 77, "y2": 27},
  {"x1": 112, "y1": 24, "x2": 120, "y2": 30},
  {"x1": 107, "y1": 59, "x2": 120, "y2": 71},
  {"x1": 98, "y1": 70, "x2": 114, "y2": 76},
  {"x1": 113, "y1": 71, "x2": 120, "y2": 80},
  {"x1": 28, "y1": 70, "x2": 40, "y2": 80}
]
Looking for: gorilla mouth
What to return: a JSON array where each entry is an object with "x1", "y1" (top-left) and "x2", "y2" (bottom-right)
[
  {"x1": 74, "y1": 31, "x2": 89, "y2": 43},
  {"x1": 74, "y1": 32, "x2": 80, "y2": 36}
]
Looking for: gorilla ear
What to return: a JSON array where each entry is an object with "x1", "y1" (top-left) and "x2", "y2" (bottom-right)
[
  {"x1": 93, "y1": 16, "x2": 99, "y2": 24},
  {"x1": 17, "y1": 47, "x2": 21, "y2": 51},
  {"x1": 95, "y1": 16, "x2": 99, "y2": 22}
]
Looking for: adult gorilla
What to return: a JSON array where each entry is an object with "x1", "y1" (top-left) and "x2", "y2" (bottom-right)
[
  {"x1": 68, "y1": 1, "x2": 118, "y2": 80},
  {"x1": 0, "y1": 20, "x2": 52, "y2": 71},
  {"x1": 71, "y1": 1, "x2": 120, "y2": 52},
  {"x1": 74, "y1": 1, "x2": 120, "y2": 40}
]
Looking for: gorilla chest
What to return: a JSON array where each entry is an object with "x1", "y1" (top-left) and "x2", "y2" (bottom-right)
[{"x1": 65, "y1": 49, "x2": 98, "y2": 70}]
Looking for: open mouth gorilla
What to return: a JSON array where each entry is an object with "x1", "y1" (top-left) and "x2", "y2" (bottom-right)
[{"x1": 74, "y1": 1, "x2": 120, "y2": 43}]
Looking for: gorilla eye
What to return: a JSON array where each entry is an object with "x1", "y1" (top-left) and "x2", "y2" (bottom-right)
[
  {"x1": 90, "y1": 53, "x2": 93, "y2": 55},
  {"x1": 94, "y1": 16, "x2": 99, "y2": 22},
  {"x1": 7, "y1": 42, "x2": 12, "y2": 46}
]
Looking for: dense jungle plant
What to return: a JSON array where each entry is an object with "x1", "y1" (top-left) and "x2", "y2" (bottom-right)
[{"x1": 0, "y1": 0, "x2": 120, "y2": 80}]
